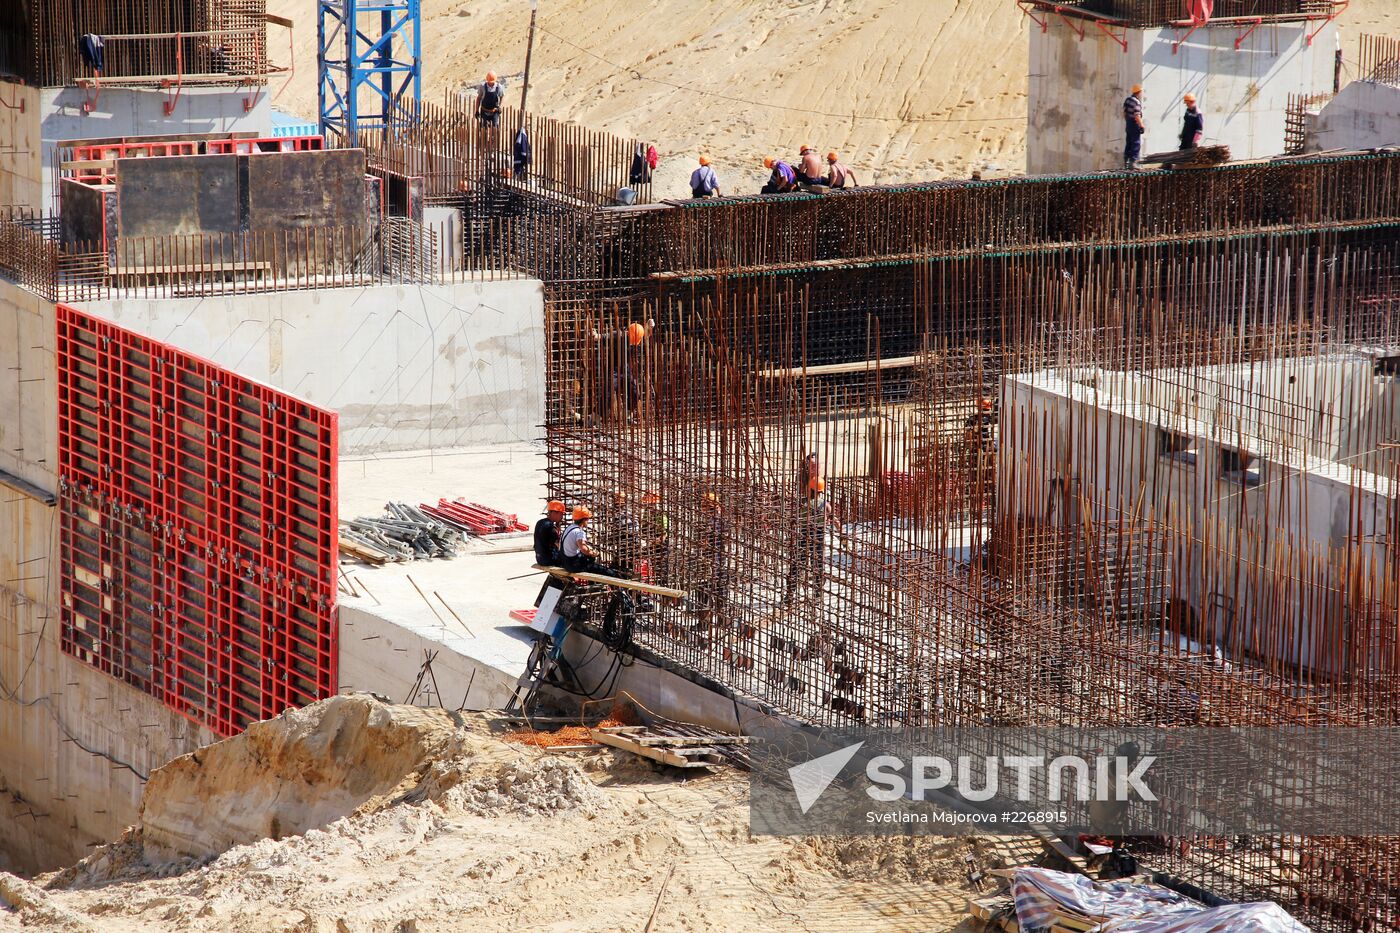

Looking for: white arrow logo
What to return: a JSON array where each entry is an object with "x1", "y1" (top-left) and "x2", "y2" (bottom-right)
[{"x1": 788, "y1": 741, "x2": 865, "y2": 814}]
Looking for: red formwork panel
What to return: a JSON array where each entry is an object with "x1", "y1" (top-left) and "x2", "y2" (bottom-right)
[
  {"x1": 56, "y1": 304, "x2": 338, "y2": 737},
  {"x1": 205, "y1": 136, "x2": 325, "y2": 155}
]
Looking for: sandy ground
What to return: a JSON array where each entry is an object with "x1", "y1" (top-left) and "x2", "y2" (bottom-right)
[
  {"x1": 0, "y1": 696, "x2": 1033, "y2": 932},
  {"x1": 267, "y1": 0, "x2": 1400, "y2": 196}
]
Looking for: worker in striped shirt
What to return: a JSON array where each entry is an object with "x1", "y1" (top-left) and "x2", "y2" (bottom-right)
[{"x1": 1123, "y1": 84, "x2": 1145, "y2": 171}]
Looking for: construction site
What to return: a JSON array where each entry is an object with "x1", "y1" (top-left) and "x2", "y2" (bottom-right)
[{"x1": 1, "y1": 0, "x2": 1400, "y2": 930}]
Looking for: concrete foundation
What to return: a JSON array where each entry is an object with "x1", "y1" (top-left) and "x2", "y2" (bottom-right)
[
  {"x1": 1306, "y1": 80, "x2": 1400, "y2": 152},
  {"x1": 89, "y1": 279, "x2": 546, "y2": 453},
  {"x1": 1028, "y1": 18, "x2": 1337, "y2": 174}
]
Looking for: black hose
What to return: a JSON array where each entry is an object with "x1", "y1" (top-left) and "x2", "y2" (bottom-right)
[{"x1": 600, "y1": 590, "x2": 636, "y2": 653}]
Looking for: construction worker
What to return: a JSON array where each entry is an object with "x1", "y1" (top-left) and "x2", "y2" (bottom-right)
[
  {"x1": 1179, "y1": 93, "x2": 1204, "y2": 151},
  {"x1": 796, "y1": 145, "x2": 824, "y2": 186},
  {"x1": 533, "y1": 500, "x2": 567, "y2": 566},
  {"x1": 590, "y1": 319, "x2": 653, "y2": 422},
  {"x1": 761, "y1": 157, "x2": 797, "y2": 194},
  {"x1": 609, "y1": 489, "x2": 642, "y2": 575},
  {"x1": 476, "y1": 72, "x2": 505, "y2": 129},
  {"x1": 689, "y1": 156, "x2": 722, "y2": 199},
  {"x1": 825, "y1": 152, "x2": 858, "y2": 189},
  {"x1": 786, "y1": 479, "x2": 833, "y2": 600},
  {"x1": 696, "y1": 492, "x2": 730, "y2": 626},
  {"x1": 559, "y1": 506, "x2": 625, "y2": 577},
  {"x1": 964, "y1": 397, "x2": 997, "y2": 447},
  {"x1": 1123, "y1": 84, "x2": 1145, "y2": 171},
  {"x1": 640, "y1": 491, "x2": 672, "y2": 584}
]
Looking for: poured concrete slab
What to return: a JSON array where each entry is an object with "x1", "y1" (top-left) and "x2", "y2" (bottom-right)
[{"x1": 335, "y1": 443, "x2": 552, "y2": 709}]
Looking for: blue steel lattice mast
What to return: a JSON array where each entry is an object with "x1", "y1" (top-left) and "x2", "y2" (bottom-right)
[{"x1": 318, "y1": 0, "x2": 423, "y2": 144}]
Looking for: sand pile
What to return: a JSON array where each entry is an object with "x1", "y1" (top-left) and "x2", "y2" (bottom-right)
[
  {"x1": 0, "y1": 706, "x2": 1033, "y2": 932},
  {"x1": 139, "y1": 694, "x2": 467, "y2": 861}
]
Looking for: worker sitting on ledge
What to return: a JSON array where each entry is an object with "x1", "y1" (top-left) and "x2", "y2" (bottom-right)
[
  {"x1": 690, "y1": 156, "x2": 722, "y2": 199},
  {"x1": 761, "y1": 157, "x2": 797, "y2": 194},
  {"x1": 533, "y1": 499, "x2": 566, "y2": 566},
  {"x1": 825, "y1": 152, "x2": 858, "y2": 189},
  {"x1": 559, "y1": 506, "x2": 627, "y2": 578},
  {"x1": 796, "y1": 145, "x2": 825, "y2": 187}
]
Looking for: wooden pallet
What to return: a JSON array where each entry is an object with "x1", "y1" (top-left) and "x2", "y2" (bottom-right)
[{"x1": 589, "y1": 725, "x2": 749, "y2": 769}]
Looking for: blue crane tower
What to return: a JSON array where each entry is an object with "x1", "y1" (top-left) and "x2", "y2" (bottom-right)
[{"x1": 318, "y1": 0, "x2": 422, "y2": 143}]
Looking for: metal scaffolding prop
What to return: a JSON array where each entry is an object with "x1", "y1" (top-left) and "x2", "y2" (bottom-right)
[{"x1": 509, "y1": 154, "x2": 1400, "y2": 933}]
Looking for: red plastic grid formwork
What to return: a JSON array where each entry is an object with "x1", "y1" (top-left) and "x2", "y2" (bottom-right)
[{"x1": 56, "y1": 303, "x2": 338, "y2": 736}]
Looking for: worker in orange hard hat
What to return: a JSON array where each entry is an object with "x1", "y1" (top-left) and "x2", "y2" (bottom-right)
[
  {"x1": 690, "y1": 155, "x2": 722, "y2": 199},
  {"x1": 559, "y1": 505, "x2": 627, "y2": 577},
  {"x1": 1179, "y1": 93, "x2": 1204, "y2": 151},
  {"x1": 533, "y1": 499, "x2": 568, "y2": 567},
  {"x1": 1123, "y1": 84, "x2": 1145, "y2": 170},
  {"x1": 587, "y1": 319, "x2": 655, "y2": 422},
  {"x1": 476, "y1": 71, "x2": 505, "y2": 129},
  {"x1": 761, "y1": 156, "x2": 797, "y2": 194},
  {"x1": 796, "y1": 144, "x2": 824, "y2": 187},
  {"x1": 825, "y1": 151, "x2": 858, "y2": 190},
  {"x1": 786, "y1": 473, "x2": 839, "y2": 600}
]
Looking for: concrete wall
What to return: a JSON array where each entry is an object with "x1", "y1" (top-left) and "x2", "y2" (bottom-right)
[
  {"x1": 338, "y1": 605, "x2": 517, "y2": 711},
  {"x1": 89, "y1": 279, "x2": 546, "y2": 453},
  {"x1": 999, "y1": 365, "x2": 1395, "y2": 676},
  {"x1": 1307, "y1": 80, "x2": 1400, "y2": 153},
  {"x1": 0, "y1": 83, "x2": 42, "y2": 209},
  {"x1": 0, "y1": 280, "x2": 218, "y2": 873},
  {"x1": 39, "y1": 86, "x2": 272, "y2": 210},
  {"x1": 1029, "y1": 19, "x2": 1336, "y2": 174}
]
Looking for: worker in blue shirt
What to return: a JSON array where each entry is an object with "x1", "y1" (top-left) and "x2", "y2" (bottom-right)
[
  {"x1": 1123, "y1": 84, "x2": 1145, "y2": 170},
  {"x1": 1179, "y1": 93, "x2": 1204, "y2": 150}
]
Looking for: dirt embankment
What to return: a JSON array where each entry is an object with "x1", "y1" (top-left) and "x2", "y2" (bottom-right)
[
  {"x1": 0, "y1": 694, "x2": 1016, "y2": 932},
  {"x1": 267, "y1": 0, "x2": 1400, "y2": 195}
]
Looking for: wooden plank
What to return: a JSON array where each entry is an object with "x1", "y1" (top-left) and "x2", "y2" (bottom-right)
[
  {"x1": 265, "y1": 12, "x2": 295, "y2": 28},
  {"x1": 757, "y1": 354, "x2": 926, "y2": 379},
  {"x1": 531, "y1": 564, "x2": 688, "y2": 599},
  {"x1": 61, "y1": 159, "x2": 116, "y2": 172}
]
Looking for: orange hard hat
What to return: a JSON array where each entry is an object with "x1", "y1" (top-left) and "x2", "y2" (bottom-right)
[
  {"x1": 486, "y1": 71, "x2": 497, "y2": 82},
  {"x1": 979, "y1": 397, "x2": 994, "y2": 411},
  {"x1": 763, "y1": 157, "x2": 775, "y2": 169},
  {"x1": 698, "y1": 155, "x2": 710, "y2": 166},
  {"x1": 815, "y1": 479, "x2": 826, "y2": 492},
  {"x1": 827, "y1": 152, "x2": 838, "y2": 163},
  {"x1": 627, "y1": 322, "x2": 646, "y2": 346},
  {"x1": 572, "y1": 506, "x2": 592, "y2": 521},
  {"x1": 547, "y1": 500, "x2": 566, "y2": 513},
  {"x1": 800, "y1": 144, "x2": 813, "y2": 153},
  {"x1": 642, "y1": 491, "x2": 661, "y2": 504},
  {"x1": 1183, "y1": 93, "x2": 1197, "y2": 104},
  {"x1": 1131, "y1": 83, "x2": 1144, "y2": 94}
]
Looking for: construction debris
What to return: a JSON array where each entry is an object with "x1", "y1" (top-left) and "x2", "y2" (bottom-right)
[{"x1": 969, "y1": 867, "x2": 1310, "y2": 933}]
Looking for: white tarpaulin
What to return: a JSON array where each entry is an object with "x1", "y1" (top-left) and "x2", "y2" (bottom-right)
[{"x1": 1010, "y1": 868, "x2": 1311, "y2": 933}]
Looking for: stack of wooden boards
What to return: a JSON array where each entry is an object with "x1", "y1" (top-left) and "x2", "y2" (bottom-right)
[{"x1": 589, "y1": 723, "x2": 751, "y2": 770}]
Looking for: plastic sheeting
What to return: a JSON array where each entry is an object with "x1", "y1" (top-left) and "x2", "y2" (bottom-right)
[{"x1": 1010, "y1": 868, "x2": 1311, "y2": 933}]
